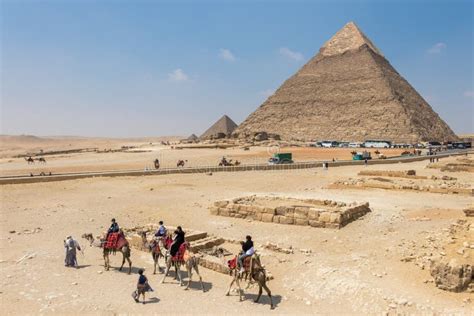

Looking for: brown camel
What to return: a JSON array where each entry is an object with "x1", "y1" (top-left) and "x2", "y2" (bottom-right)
[
  {"x1": 140, "y1": 231, "x2": 166, "y2": 274},
  {"x1": 161, "y1": 242, "x2": 205, "y2": 291},
  {"x1": 24, "y1": 157, "x2": 34, "y2": 164},
  {"x1": 82, "y1": 232, "x2": 132, "y2": 274},
  {"x1": 35, "y1": 157, "x2": 46, "y2": 164},
  {"x1": 225, "y1": 253, "x2": 274, "y2": 309}
]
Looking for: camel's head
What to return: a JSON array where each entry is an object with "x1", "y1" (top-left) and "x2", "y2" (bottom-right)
[{"x1": 81, "y1": 233, "x2": 94, "y2": 246}]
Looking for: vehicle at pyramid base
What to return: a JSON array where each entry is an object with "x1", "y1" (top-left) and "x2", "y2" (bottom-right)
[
  {"x1": 363, "y1": 140, "x2": 391, "y2": 148},
  {"x1": 352, "y1": 151, "x2": 372, "y2": 160},
  {"x1": 268, "y1": 153, "x2": 293, "y2": 165}
]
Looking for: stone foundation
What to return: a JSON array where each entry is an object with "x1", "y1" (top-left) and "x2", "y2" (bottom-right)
[
  {"x1": 430, "y1": 259, "x2": 473, "y2": 293},
  {"x1": 210, "y1": 196, "x2": 371, "y2": 229},
  {"x1": 358, "y1": 169, "x2": 427, "y2": 179}
]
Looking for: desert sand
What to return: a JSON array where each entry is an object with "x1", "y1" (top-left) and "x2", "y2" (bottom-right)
[{"x1": 0, "y1": 137, "x2": 472, "y2": 314}]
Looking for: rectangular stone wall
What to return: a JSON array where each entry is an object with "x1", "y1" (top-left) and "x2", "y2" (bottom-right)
[{"x1": 210, "y1": 197, "x2": 371, "y2": 229}]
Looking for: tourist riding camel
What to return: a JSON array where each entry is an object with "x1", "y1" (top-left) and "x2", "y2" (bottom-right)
[
  {"x1": 170, "y1": 226, "x2": 185, "y2": 257},
  {"x1": 154, "y1": 221, "x2": 167, "y2": 238},
  {"x1": 107, "y1": 218, "x2": 120, "y2": 239},
  {"x1": 238, "y1": 235, "x2": 254, "y2": 273},
  {"x1": 64, "y1": 236, "x2": 82, "y2": 268}
]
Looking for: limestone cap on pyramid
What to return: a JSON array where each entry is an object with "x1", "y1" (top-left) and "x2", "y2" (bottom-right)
[{"x1": 320, "y1": 21, "x2": 383, "y2": 57}]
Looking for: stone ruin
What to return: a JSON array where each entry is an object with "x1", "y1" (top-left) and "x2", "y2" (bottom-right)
[
  {"x1": 358, "y1": 169, "x2": 425, "y2": 179},
  {"x1": 210, "y1": 195, "x2": 371, "y2": 229}
]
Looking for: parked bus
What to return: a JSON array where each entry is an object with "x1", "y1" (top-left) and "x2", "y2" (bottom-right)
[{"x1": 363, "y1": 140, "x2": 391, "y2": 148}]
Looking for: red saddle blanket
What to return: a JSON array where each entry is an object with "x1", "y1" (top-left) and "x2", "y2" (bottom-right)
[
  {"x1": 172, "y1": 243, "x2": 188, "y2": 262},
  {"x1": 227, "y1": 256, "x2": 251, "y2": 271},
  {"x1": 105, "y1": 232, "x2": 127, "y2": 250}
]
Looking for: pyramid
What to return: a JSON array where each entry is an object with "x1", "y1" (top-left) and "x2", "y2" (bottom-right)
[
  {"x1": 200, "y1": 115, "x2": 238, "y2": 139},
  {"x1": 187, "y1": 134, "x2": 199, "y2": 141},
  {"x1": 234, "y1": 22, "x2": 458, "y2": 143}
]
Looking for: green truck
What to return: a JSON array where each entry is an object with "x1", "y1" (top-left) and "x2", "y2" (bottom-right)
[{"x1": 268, "y1": 153, "x2": 293, "y2": 165}]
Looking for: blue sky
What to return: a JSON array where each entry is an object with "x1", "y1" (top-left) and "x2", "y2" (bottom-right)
[{"x1": 1, "y1": 0, "x2": 473, "y2": 137}]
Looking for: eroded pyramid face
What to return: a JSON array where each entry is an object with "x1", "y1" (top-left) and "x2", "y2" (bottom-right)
[{"x1": 234, "y1": 22, "x2": 457, "y2": 143}]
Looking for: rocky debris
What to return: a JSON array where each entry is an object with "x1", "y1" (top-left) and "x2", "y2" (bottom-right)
[
  {"x1": 330, "y1": 177, "x2": 473, "y2": 196},
  {"x1": 463, "y1": 207, "x2": 474, "y2": 217},
  {"x1": 430, "y1": 259, "x2": 473, "y2": 292},
  {"x1": 16, "y1": 252, "x2": 36, "y2": 264},
  {"x1": 210, "y1": 195, "x2": 370, "y2": 229},
  {"x1": 431, "y1": 175, "x2": 457, "y2": 181},
  {"x1": 400, "y1": 219, "x2": 473, "y2": 292},
  {"x1": 263, "y1": 242, "x2": 294, "y2": 254},
  {"x1": 359, "y1": 170, "x2": 423, "y2": 179}
]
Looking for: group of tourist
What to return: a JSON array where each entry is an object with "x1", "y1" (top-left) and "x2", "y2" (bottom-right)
[{"x1": 63, "y1": 218, "x2": 255, "y2": 304}]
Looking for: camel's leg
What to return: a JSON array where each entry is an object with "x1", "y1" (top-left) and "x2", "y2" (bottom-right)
[
  {"x1": 226, "y1": 276, "x2": 236, "y2": 296},
  {"x1": 119, "y1": 252, "x2": 125, "y2": 271},
  {"x1": 235, "y1": 277, "x2": 244, "y2": 301},
  {"x1": 185, "y1": 263, "x2": 192, "y2": 290},
  {"x1": 153, "y1": 254, "x2": 157, "y2": 274},
  {"x1": 104, "y1": 251, "x2": 109, "y2": 271},
  {"x1": 127, "y1": 255, "x2": 132, "y2": 275},
  {"x1": 176, "y1": 264, "x2": 183, "y2": 286},
  {"x1": 255, "y1": 285, "x2": 263, "y2": 303},
  {"x1": 262, "y1": 282, "x2": 274, "y2": 309},
  {"x1": 161, "y1": 261, "x2": 171, "y2": 283},
  {"x1": 194, "y1": 263, "x2": 204, "y2": 292}
]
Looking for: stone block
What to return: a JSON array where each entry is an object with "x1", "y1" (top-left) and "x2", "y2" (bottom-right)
[
  {"x1": 285, "y1": 207, "x2": 295, "y2": 216},
  {"x1": 219, "y1": 209, "x2": 230, "y2": 217},
  {"x1": 309, "y1": 220, "x2": 324, "y2": 228},
  {"x1": 273, "y1": 215, "x2": 281, "y2": 223},
  {"x1": 279, "y1": 216, "x2": 294, "y2": 225},
  {"x1": 209, "y1": 207, "x2": 219, "y2": 215},
  {"x1": 330, "y1": 213, "x2": 342, "y2": 223},
  {"x1": 275, "y1": 206, "x2": 287, "y2": 216},
  {"x1": 253, "y1": 213, "x2": 263, "y2": 221},
  {"x1": 261, "y1": 214, "x2": 274, "y2": 222},
  {"x1": 294, "y1": 218, "x2": 309, "y2": 226},
  {"x1": 294, "y1": 207, "x2": 309, "y2": 219},
  {"x1": 214, "y1": 200, "x2": 229, "y2": 208},
  {"x1": 263, "y1": 207, "x2": 276, "y2": 215},
  {"x1": 308, "y1": 208, "x2": 321, "y2": 220},
  {"x1": 319, "y1": 212, "x2": 331, "y2": 222}
]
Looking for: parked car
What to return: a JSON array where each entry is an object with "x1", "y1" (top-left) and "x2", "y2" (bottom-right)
[
  {"x1": 349, "y1": 142, "x2": 363, "y2": 148},
  {"x1": 321, "y1": 141, "x2": 339, "y2": 148}
]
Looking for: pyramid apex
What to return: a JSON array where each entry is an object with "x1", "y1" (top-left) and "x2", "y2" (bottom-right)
[{"x1": 320, "y1": 21, "x2": 383, "y2": 57}]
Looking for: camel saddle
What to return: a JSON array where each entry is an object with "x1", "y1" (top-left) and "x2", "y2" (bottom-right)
[
  {"x1": 228, "y1": 256, "x2": 252, "y2": 272},
  {"x1": 172, "y1": 243, "x2": 188, "y2": 263},
  {"x1": 104, "y1": 232, "x2": 127, "y2": 250}
]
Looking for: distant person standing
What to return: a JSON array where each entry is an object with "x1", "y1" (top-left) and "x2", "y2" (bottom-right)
[
  {"x1": 364, "y1": 158, "x2": 368, "y2": 166},
  {"x1": 64, "y1": 236, "x2": 82, "y2": 268}
]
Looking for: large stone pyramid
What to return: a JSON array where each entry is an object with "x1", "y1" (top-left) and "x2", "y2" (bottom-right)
[
  {"x1": 200, "y1": 115, "x2": 238, "y2": 139},
  {"x1": 234, "y1": 22, "x2": 458, "y2": 143}
]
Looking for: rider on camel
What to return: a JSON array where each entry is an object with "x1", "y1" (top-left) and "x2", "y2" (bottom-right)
[
  {"x1": 106, "y1": 218, "x2": 120, "y2": 240},
  {"x1": 170, "y1": 226, "x2": 185, "y2": 257},
  {"x1": 154, "y1": 221, "x2": 167, "y2": 238},
  {"x1": 238, "y1": 235, "x2": 254, "y2": 273}
]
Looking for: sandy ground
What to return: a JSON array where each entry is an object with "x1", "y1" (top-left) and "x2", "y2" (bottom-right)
[
  {"x1": 0, "y1": 136, "x2": 410, "y2": 177},
  {"x1": 1, "y1": 150, "x2": 473, "y2": 315}
]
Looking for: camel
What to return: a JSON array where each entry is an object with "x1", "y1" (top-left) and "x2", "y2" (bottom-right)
[
  {"x1": 219, "y1": 158, "x2": 241, "y2": 167},
  {"x1": 225, "y1": 253, "x2": 274, "y2": 309},
  {"x1": 177, "y1": 159, "x2": 187, "y2": 167},
  {"x1": 139, "y1": 231, "x2": 167, "y2": 274},
  {"x1": 35, "y1": 157, "x2": 46, "y2": 164},
  {"x1": 161, "y1": 242, "x2": 205, "y2": 292},
  {"x1": 82, "y1": 232, "x2": 132, "y2": 274},
  {"x1": 24, "y1": 157, "x2": 34, "y2": 164}
]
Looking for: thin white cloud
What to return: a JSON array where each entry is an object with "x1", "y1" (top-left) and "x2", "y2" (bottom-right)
[
  {"x1": 464, "y1": 90, "x2": 474, "y2": 98},
  {"x1": 260, "y1": 89, "x2": 275, "y2": 98},
  {"x1": 219, "y1": 48, "x2": 236, "y2": 62},
  {"x1": 427, "y1": 42, "x2": 446, "y2": 54},
  {"x1": 168, "y1": 68, "x2": 189, "y2": 82},
  {"x1": 279, "y1": 47, "x2": 304, "y2": 61}
]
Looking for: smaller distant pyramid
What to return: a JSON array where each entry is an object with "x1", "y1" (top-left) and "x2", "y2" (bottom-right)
[
  {"x1": 187, "y1": 134, "x2": 199, "y2": 141},
  {"x1": 200, "y1": 115, "x2": 238, "y2": 139}
]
